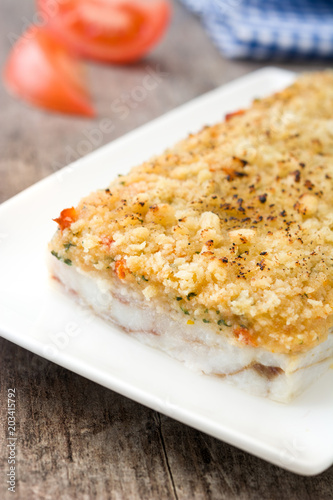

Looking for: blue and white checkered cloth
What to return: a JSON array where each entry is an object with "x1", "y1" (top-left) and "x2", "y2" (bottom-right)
[{"x1": 180, "y1": 0, "x2": 333, "y2": 59}]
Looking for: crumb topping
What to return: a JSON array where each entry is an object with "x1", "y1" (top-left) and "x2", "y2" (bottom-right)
[{"x1": 49, "y1": 71, "x2": 333, "y2": 354}]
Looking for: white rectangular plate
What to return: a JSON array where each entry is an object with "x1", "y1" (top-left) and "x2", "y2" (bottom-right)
[{"x1": 1, "y1": 68, "x2": 332, "y2": 476}]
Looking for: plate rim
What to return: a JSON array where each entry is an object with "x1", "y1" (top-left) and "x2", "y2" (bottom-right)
[{"x1": 1, "y1": 66, "x2": 332, "y2": 477}]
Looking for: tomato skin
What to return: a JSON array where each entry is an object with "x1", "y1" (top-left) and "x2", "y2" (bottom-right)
[
  {"x1": 38, "y1": 0, "x2": 171, "y2": 63},
  {"x1": 225, "y1": 109, "x2": 245, "y2": 121},
  {"x1": 53, "y1": 207, "x2": 78, "y2": 230},
  {"x1": 101, "y1": 236, "x2": 114, "y2": 247},
  {"x1": 115, "y1": 259, "x2": 128, "y2": 279},
  {"x1": 3, "y1": 27, "x2": 95, "y2": 116},
  {"x1": 233, "y1": 327, "x2": 257, "y2": 347}
]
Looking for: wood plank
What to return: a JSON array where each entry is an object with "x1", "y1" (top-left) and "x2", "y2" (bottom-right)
[{"x1": 1, "y1": 338, "x2": 333, "y2": 500}]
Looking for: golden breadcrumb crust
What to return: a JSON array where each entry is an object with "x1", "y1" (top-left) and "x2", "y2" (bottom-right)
[{"x1": 49, "y1": 71, "x2": 333, "y2": 354}]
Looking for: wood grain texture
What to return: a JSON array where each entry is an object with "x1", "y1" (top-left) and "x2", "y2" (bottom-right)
[
  {"x1": 0, "y1": 1, "x2": 333, "y2": 499},
  {"x1": 1, "y1": 339, "x2": 333, "y2": 500}
]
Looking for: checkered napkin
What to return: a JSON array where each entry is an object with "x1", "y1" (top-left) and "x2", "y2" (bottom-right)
[{"x1": 180, "y1": 0, "x2": 333, "y2": 59}]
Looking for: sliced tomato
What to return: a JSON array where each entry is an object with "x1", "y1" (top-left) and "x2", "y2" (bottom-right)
[
  {"x1": 3, "y1": 27, "x2": 95, "y2": 116},
  {"x1": 38, "y1": 0, "x2": 171, "y2": 63}
]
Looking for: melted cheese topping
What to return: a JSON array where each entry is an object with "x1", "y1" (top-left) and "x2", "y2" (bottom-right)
[{"x1": 49, "y1": 71, "x2": 333, "y2": 354}]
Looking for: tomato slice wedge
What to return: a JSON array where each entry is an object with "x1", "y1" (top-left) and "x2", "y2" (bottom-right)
[
  {"x1": 38, "y1": 0, "x2": 171, "y2": 63},
  {"x1": 3, "y1": 27, "x2": 95, "y2": 116}
]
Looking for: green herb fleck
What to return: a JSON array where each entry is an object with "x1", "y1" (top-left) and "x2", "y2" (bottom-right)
[
  {"x1": 187, "y1": 292, "x2": 197, "y2": 301},
  {"x1": 218, "y1": 319, "x2": 231, "y2": 327},
  {"x1": 120, "y1": 181, "x2": 125, "y2": 185},
  {"x1": 203, "y1": 319, "x2": 210, "y2": 323},
  {"x1": 142, "y1": 275, "x2": 148, "y2": 282},
  {"x1": 51, "y1": 250, "x2": 61, "y2": 260},
  {"x1": 204, "y1": 308, "x2": 209, "y2": 314},
  {"x1": 216, "y1": 310, "x2": 220, "y2": 314},
  {"x1": 195, "y1": 251, "x2": 200, "y2": 254},
  {"x1": 51, "y1": 250, "x2": 72, "y2": 266},
  {"x1": 176, "y1": 297, "x2": 182, "y2": 301},
  {"x1": 64, "y1": 242, "x2": 76, "y2": 251},
  {"x1": 180, "y1": 306, "x2": 189, "y2": 315}
]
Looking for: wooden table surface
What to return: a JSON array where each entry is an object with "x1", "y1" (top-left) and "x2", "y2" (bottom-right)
[{"x1": 1, "y1": 1, "x2": 333, "y2": 498}]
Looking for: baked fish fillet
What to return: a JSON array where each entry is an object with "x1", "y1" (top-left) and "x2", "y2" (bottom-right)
[{"x1": 48, "y1": 71, "x2": 333, "y2": 403}]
